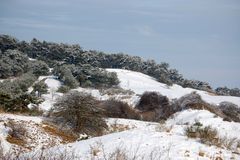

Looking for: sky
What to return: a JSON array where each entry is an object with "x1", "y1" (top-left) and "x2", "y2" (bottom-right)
[{"x1": 0, "y1": 0, "x2": 240, "y2": 88}]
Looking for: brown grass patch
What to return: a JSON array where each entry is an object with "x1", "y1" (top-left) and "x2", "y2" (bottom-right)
[
  {"x1": 6, "y1": 120, "x2": 27, "y2": 147},
  {"x1": 42, "y1": 123, "x2": 77, "y2": 143},
  {"x1": 6, "y1": 135, "x2": 25, "y2": 147}
]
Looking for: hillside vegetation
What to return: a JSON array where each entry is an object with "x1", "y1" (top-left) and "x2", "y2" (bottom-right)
[{"x1": 1, "y1": 34, "x2": 239, "y2": 96}]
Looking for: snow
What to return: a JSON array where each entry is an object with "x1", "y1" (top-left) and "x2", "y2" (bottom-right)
[
  {"x1": 0, "y1": 113, "x2": 43, "y2": 124},
  {"x1": 28, "y1": 57, "x2": 36, "y2": 61},
  {"x1": 0, "y1": 114, "x2": 45, "y2": 154},
  {"x1": 2, "y1": 69, "x2": 240, "y2": 159},
  {"x1": 27, "y1": 76, "x2": 63, "y2": 111},
  {"x1": 166, "y1": 109, "x2": 240, "y2": 139},
  {"x1": 107, "y1": 69, "x2": 240, "y2": 106},
  {"x1": 24, "y1": 117, "x2": 240, "y2": 159}
]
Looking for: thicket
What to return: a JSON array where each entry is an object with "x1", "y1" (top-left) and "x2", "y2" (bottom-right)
[
  {"x1": 0, "y1": 72, "x2": 40, "y2": 112},
  {"x1": 135, "y1": 91, "x2": 240, "y2": 122},
  {"x1": 0, "y1": 34, "x2": 218, "y2": 93}
]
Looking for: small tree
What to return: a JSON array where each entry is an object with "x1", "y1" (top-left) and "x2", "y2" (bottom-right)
[
  {"x1": 51, "y1": 91, "x2": 107, "y2": 136},
  {"x1": 33, "y1": 79, "x2": 48, "y2": 97}
]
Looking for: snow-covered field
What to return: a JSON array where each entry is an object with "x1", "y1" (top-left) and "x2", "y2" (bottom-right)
[
  {"x1": 22, "y1": 114, "x2": 240, "y2": 159},
  {"x1": 1, "y1": 69, "x2": 240, "y2": 159}
]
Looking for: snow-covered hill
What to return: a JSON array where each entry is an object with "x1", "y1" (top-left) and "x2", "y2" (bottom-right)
[
  {"x1": 107, "y1": 69, "x2": 240, "y2": 106},
  {"x1": 1, "y1": 69, "x2": 240, "y2": 159}
]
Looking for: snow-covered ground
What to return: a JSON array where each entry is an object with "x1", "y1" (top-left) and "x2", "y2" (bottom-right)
[
  {"x1": 107, "y1": 69, "x2": 240, "y2": 106},
  {"x1": 22, "y1": 113, "x2": 240, "y2": 159},
  {"x1": 1, "y1": 69, "x2": 240, "y2": 159}
]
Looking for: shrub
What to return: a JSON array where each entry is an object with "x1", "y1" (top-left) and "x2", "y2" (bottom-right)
[
  {"x1": 0, "y1": 72, "x2": 37, "y2": 97},
  {"x1": 185, "y1": 125, "x2": 219, "y2": 146},
  {"x1": 57, "y1": 85, "x2": 70, "y2": 93},
  {"x1": 173, "y1": 92, "x2": 226, "y2": 119},
  {"x1": 53, "y1": 65, "x2": 79, "y2": 89},
  {"x1": 218, "y1": 102, "x2": 240, "y2": 122},
  {"x1": 136, "y1": 91, "x2": 170, "y2": 111},
  {"x1": 30, "y1": 60, "x2": 49, "y2": 76},
  {"x1": 0, "y1": 91, "x2": 39, "y2": 113},
  {"x1": 50, "y1": 91, "x2": 107, "y2": 136},
  {"x1": 6, "y1": 120, "x2": 27, "y2": 147},
  {"x1": 0, "y1": 49, "x2": 29, "y2": 78},
  {"x1": 97, "y1": 99, "x2": 140, "y2": 119},
  {"x1": 135, "y1": 92, "x2": 174, "y2": 121},
  {"x1": 32, "y1": 79, "x2": 48, "y2": 97}
]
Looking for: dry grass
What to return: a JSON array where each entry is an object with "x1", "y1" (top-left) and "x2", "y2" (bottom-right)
[
  {"x1": 100, "y1": 88, "x2": 134, "y2": 96},
  {"x1": 6, "y1": 120, "x2": 27, "y2": 147},
  {"x1": 185, "y1": 125, "x2": 218, "y2": 145},
  {"x1": 42, "y1": 122, "x2": 78, "y2": 143},
  {"x1": 198, "y1": 151, "x2": 205, "y2": 157},
  {"x1": 185, "y1": 124, "x2": 240, "y2": 152},
  {"x1": 155, "y1": 121, "x2": 173, "y2": 133},
  {"x1": 108, "y1": 120, "x2": 131, "y2": 133},
  {"x1": 6, "y1": 136, "x2": 25, "y2": 147}
]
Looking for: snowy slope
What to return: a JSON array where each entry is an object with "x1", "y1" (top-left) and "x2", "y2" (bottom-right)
[
  {"x1": 23, "y1": 115, "x2": 240, "y2": 160},
  {"x1": 2, "y1": 69, "x2": 240, "y2": 159},
  {"x1": 107, "y1": 69, "x2": 240, "y2": 106}
]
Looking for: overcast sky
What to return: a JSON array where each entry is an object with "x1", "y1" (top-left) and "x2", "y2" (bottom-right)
[{"x1": 0, "y1": 0, "x2": 239, "y2": 88}]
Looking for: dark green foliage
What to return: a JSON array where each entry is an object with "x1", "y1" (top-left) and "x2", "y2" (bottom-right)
[
  {"x1": 53, "y1": 65, "x2": 79, "y2": 89},
  {"x1": 215, "y1": 87, "x2": 240, "y2": 97},
  {"x1": 1, "y1": 34, "x2": 239, "y2": 93},
  {"x1": 0, "y1": 92, "x2": 38, "y2": 112},
  {"x1": 0, "y1": 49, "x2": 29, "y2": 78},
  {"x1": 16, "y1": 72, "x2": 37, "y2": 92},
  {"x1": 0, "y1": 72, "x2": 39, "y2": 112},
  {"x1": 30, "y1": 60, "x2": 49, "y2": 76},
  {"x1": 0, "y1": 35, "x2": 18, "y2": 52},
  {"x1": 0, "y1": 72, "x2": 37, "y2": 97},
  {"x1": 32, "y1": 79, "x2": 48, "y2": 97},
  {"x1": 57, "y1": 85, "x2": 70, "y2": 93},
  {"x1": 53, "y1": 64, "x2": 119, "y2": 89},
  {"x1": 181, "y1": 80, "x2": 212, "y2": 92},
  {"x1": 51, "y1": 91, "x2": 107, "y2": 136}
]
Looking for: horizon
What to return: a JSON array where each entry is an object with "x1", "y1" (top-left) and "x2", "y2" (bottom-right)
[{"x1": 0, "y1": 0, "x2": 239, "y2": 88}]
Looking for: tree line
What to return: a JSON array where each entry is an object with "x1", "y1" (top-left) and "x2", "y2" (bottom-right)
[{"x1": 0, "y1": 34, "x2": 239, "y2": 97}]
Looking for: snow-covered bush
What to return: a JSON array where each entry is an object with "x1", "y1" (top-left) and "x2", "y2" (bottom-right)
[
  {"x1": 51, "y1": 91, "x2": 107, "y2": 136},
  {"x1": 173, "y1": 92, "x2": 227, "y2": 119},
  {"x1": 135, "y1": 92, "x2": 174, "y2": 121},
  {"x1": 136, "y1": 92, "x2": 170, "y2": 111},
  {"x1": 97, "y1": 99, "x2": 140, "y2": 119},
  {"x1": 218, "y1": 102, "x2": 240, "y2": 122}
]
